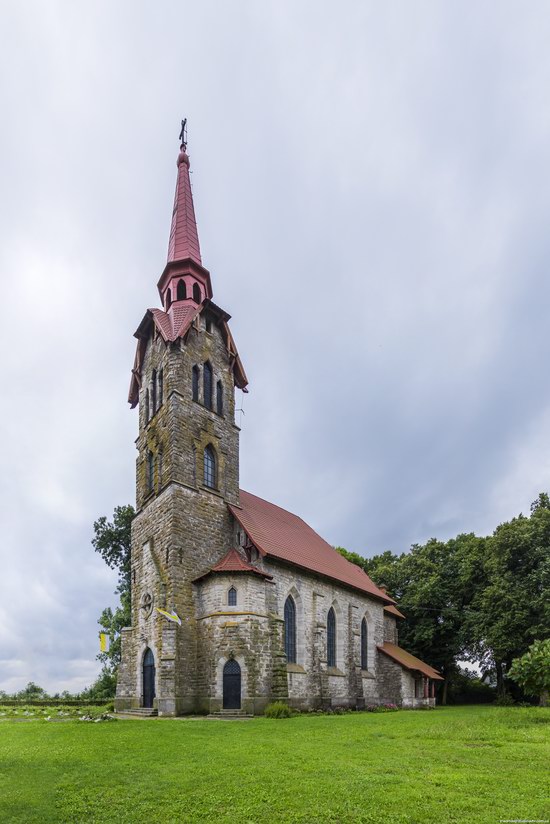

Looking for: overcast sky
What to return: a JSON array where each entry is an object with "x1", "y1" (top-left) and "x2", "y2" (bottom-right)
[{"x1": 1, "y1": 1, "x2": 550, "y2": 693}]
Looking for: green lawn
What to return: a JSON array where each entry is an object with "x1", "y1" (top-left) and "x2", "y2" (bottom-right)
[{"x1": 0, "y1": 706, "x2": 548, "y2": 823}]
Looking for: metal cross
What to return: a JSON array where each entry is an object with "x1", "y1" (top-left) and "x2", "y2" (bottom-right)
[{"x1": 179, "y1": 118, "x2": 187, "y2": 149}]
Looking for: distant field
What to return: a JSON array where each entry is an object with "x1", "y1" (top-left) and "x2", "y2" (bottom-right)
[{"x1": 0, "y1": 705, "x2": 548, "y2": 823}]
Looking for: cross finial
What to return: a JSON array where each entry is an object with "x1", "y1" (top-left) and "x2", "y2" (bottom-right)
[{"x1": 179, "y1": 118, "x2": 187, "y2": 150}]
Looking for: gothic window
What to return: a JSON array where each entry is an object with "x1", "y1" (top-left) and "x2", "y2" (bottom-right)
[
  {"x1": 157, "y1": 450, "x2": 163, "y2": 489},
  {"x1": 151, "y1": 370, "x2": 157, "y2": 414},
  {"x1": 192, "y1": 365, "x2": 200, "y2": 402},
  {"x1": 177, "y1": 279, "x2": 186, "y2": 300},
  {"x1": 204, "y1": 445, "x2": 216, "y2": 489},
  {"x1": 327, "y1": 607, "x2": 336, "y2": 668},
  {"x1": 203, "y1": 362, "x2": 213, "y2": 410},
  {"x1": 361, "y1": 618, "x2": 368, "y2": 670},
  {"x1": 216, "y1": 380, "x2": 223, "y2": 416},
  {"x1": 284, "y1": 596, "x2": 297, "y2": 664},
  {"x1": 193, "y1": 283, "x2": 201, "y2": 303},
  {"x1": 146, "y1": 450, "x2": 154, "y2": 494},
  {"x1": 166, "y1": 288, "x2": 172, "y2": 309},
  {"x1": 228, "y1": 586, "x2": 237, "y2": 606},
  {"x1": 145, "y1": 389, "x2": 150, "y2": 423},
  {"x1": 158, "y1": 369, "x2": 163, "y2": 407}
]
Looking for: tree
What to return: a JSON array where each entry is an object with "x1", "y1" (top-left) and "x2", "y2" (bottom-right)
[
  {"x1": 508, "y1": 639, "x2": 550, "y2": 706},
  {"x1": 465, "y1": 495, "x2": 550, "y2": 695},
  {"x1": 92, "y1": 505, "x2": 134, "y2": 682}
]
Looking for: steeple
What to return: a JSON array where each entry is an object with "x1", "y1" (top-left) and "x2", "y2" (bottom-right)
[
  {"x1": 167, "y1": 122, "x2": 202, "y2": 266},
  {"x1": 156, "y1": 121, "x2": 213, "y2": 310}
]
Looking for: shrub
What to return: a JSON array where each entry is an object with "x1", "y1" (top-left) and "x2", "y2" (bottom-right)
[
  {"x1": 264, "y1": 702, "x2": 294, "y2": 719},
  {"x1": 365, "y1": 703, "x2": 399, "y2": 713},
  {"x1": 495, "y1": 693, "x2": 515, "y2": 707}
]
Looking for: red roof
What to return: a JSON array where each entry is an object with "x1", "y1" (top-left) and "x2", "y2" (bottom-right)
[
  {"x1": 384, "y1": 604, "x2": 406, "y2": 620},
  {"x1": 378, "y1": 642, "x2": 444, "y2": 680},
  {"x1": 229, "y1": 490, "x2": 394, "y2": 603},
  {"x1": 193, "y1": 547, "x2": 273, "y2": 582},
  {"x1": 167, "y1": 148, "x2": 202, "y2": 265}
]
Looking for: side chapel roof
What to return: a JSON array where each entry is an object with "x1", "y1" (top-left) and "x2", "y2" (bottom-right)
[
  {"x1": 193, "y1": 547, "x2": 273, "y2": 583},
  {"x1": 229, "y1": 490, "x2": 395, "y2": 603},
  {"x1": 377, "y1": 642, "x2": 444, "y2": 680}
]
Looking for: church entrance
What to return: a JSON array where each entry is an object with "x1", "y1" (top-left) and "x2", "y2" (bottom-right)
[
  {"x1": 223, "y1": 659, "x2": 241, "y2": 709},
  {"x1": 143, "y1": 648, "x2": 155, "y2": 708}
]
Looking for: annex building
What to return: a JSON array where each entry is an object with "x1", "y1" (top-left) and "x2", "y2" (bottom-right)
[{"x1": 115, "y1": 133, "x2": 443, "y2": 716}]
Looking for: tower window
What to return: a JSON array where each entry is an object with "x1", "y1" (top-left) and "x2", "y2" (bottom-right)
[
  {"x1": 151, "y1": 370, "x2": 157, "y2": 414},
  {"x1": 157, "y1": 450, "x2": 163, "y2": 490},
  {"x1": 216, "y1": 381, "x2": 223, "y2": 416},
  {"x1": 177, "y1": 279, "x2": 186, "y2": 300},
  {"x1": 145, "y1": 389, "x2": 150, "y2": 423},
  {"x1": 204, "y1": 445, "x2": 217, "y2": 489},
  {"x1": 205, "y1": 316, "x2": 212, "y2": 333},
  {"x1": 146, "y1": 450, "x2": 154, "y2": 494},
  {"x1": 203, "y1": 362, "x2": 213, "y2": 410},
  {"x1": 327, "y1": 607, "x2": 336, "y2": 668},
  {"x1": 228, "y1": 586, "x2": 237, "y2": 606},
  {"x1": 361, "y1": 618, "x2": 368, "y2": 670},
  {"x1": 192, "y1": 365, "x2": 200, "y2": 402},
  {"x1": 192, "y1": 282, "x2": 201, "y2": 303},
  {"x1": 166, "y1": 288, "x2": 172, "y2": 310},
  {"x1": 284, "y1": 595, "x2": 297, "y2": 664},
  {"x1": 158, "y1": 369, "x2": 163, "y2": 407}
]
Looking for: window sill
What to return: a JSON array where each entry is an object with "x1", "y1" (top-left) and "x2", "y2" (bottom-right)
[
  {"x1": 286, "y1": 663, "x2": 306, "y2": 674},
  {"x1": 361, "y1": 669, "x2": 376, "y2": 680},
  {"x1": 327, "y1": 667, "x2": 345, "y2": 677},
  {"x1": 192, "y1": 398, "x2": 225, "y2": 419},
  {"x1": 201, "y1": 485, "x2": 223, "y2": 498}
]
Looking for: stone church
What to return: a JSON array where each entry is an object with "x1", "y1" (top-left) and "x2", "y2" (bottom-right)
[{"x1": 115, "y1": 134, "x2": 442, "y2": 716}]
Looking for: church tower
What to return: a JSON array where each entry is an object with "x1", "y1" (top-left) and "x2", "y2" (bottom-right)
[{"x1": 115, "y1": 128, "x2": 250, "y2": 715}]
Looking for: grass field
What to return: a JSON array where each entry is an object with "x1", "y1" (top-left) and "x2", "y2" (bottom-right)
[{"x1": 0, "y1": 705, "x2": 548, "y2": 823}]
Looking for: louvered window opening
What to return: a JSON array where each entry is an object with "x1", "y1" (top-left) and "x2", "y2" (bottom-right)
[
  {"x1": 216, "y1": 381, "x2": 223, "y2": 416},
  {"x1": 203, "y1": 362, "x2": 213, "y2": 410},
  {"x1": 204, "y1": 446, "x2": 216, "y2": 489},
  {"x1": 327, "y1": 607, "x2": 336, "y2": 668},
  {"x1": 146, "y1": 451, "x2": 154, "y2": 493},
  {"x1": 177, "y1": 279, "x2": 186, "y2": 300},
  {"x1": 192, "y1": 366, "x2": 200, "y2": 402},
  {"x1": 284, "y1": 596, "x2": 297, "y2": 664}
]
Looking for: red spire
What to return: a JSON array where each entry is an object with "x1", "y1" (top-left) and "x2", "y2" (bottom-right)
[{"x1": 166, "y1": 144, "x2": 202, "y2": 266}]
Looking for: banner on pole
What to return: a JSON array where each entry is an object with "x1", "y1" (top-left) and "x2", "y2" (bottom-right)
[
  {"x1": 156, "y1": 607, "x2": 182, "y2": 626},
  {"x1": 99, "y1": 632, "x2": 110, "y2": 652}
]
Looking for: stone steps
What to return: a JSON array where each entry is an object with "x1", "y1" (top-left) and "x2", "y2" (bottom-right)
[
  {"x1": 117, "y1": 707, "x2": 158, "y2": 717},
  {"x1": 207, "y1": 710, "x2": 253, "y2": 719}
]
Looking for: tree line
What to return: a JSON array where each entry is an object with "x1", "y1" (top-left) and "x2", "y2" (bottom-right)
[{"x1": 337, "y1": 493, "x2": 550, "y2": 702}]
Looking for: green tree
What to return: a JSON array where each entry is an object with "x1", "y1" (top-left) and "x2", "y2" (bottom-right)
[
  {"x1": 465, "y1": 494, "x2": 550, "y2": 696},
  {"x1": 508, "y1": 639, "x2": 550, "y2": 706},
  {"x1": 92, "y1": 505, "x2": 134, "y2": 682}
]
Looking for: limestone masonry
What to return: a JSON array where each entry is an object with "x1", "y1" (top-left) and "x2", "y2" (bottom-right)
[{"x1": 115, "y1": 134, "x2": 443, "y2": 715}]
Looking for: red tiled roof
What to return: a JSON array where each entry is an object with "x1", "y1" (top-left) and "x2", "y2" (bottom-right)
[
  {"x1": 167, "y1": 149, "x2": 202, "y2": 266},
  {"x1": 193, "y1": 547, "x2": 273, "y2": 582},
  {"x1": 384, "y1": 604, "x2": 406, "y2": 620},
  {"x1": 229, "y1": 490, "x2": 394, "y2": 603},
  {"x1": 377, "y1": 642, "x2": 444, "y2": 680}
]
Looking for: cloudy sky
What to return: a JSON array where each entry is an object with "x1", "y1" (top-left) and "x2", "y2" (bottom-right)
[{"x1": 1, "y1": 1, "x2": 550, "y2": 693}]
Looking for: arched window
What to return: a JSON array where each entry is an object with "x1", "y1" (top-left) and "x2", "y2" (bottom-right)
[
  {"x1": 204, "y1": 445, "x2": 216, "y2": 489},
  {"x1": 158, "y1": 369, "x2": 163, "y2": 407},
  {"x1": 205, "y1": 316, "x2": 212, "y2": 333},
  {"x1": 361, "y1": 618, "x2": 368, "y2": 670},
  {"x1": 284, "y1": 596, "x2": 297, "y2": 664},
  {"x1": 144, "y1": 389, "x2": 150, "y2": 423},
  {"x1": 151, "y1": 370, "x2": 157, "y2": 414},
  {"x1": 327, "y1": 607, "x2": 336, "y2": 668},
  {"x1": 192, "y1": 365, "x2": 200, "y2": 402},
  {"x1": 203, "y1": 362, "x2": 213, "y2": 410},
  {"x1": 228, "y1": 586, "x2": 237, "y2": 606},
  {"x1": 166, "y1": 288, "x2": 172, "y2": 310},
  {"x1": 216, "y1": 380, "x2": 223, "y2": 416},
  {"x1": 177, "y1": 279, "x2": 186, "y2": 300},
  {"x1": 193, "y1": 282, "x2": 201, "y2": 303},
  {"x1": 157, "y1": 450, "x2": 163, "y2": 490},
  {"x1": 146, "y1": 450, "x2": 154, "y2": 494}
]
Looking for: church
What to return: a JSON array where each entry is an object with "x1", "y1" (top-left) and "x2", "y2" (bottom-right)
[{"x1": 115, "y1": 130, "x2": 443, "y2": 716}]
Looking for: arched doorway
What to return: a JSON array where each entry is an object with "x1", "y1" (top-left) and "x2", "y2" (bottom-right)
[
  {"x1": 223, "y1": 659, "x2": 241, "y2": 709},
  {"x1": 143, "y1": 648, "x2": 155, "y2": 708}
]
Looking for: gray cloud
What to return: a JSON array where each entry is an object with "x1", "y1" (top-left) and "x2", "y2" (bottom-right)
[{"x1": 2, "y1": 0, "x2": 550, "y2": 691}]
